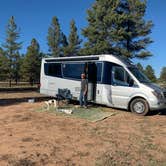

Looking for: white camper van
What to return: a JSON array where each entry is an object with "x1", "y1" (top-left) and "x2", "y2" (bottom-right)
[{"x1": 40, "y1": 54, "x2": 166, "y2": 115}]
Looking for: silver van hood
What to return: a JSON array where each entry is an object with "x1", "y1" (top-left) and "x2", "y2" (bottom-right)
[{"x1": 143, "y1": 83, "x2": 163, "y2": 92}]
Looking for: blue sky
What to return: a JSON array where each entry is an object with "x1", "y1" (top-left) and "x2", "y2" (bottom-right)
[{"x1": 0, "y1": 0, "x2": 165, "y2": 77}]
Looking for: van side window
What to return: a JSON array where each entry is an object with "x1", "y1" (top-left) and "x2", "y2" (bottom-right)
[
  {"x1": 44, "y1": 63, "x2": 62, "y2": 77},
  {"x1": 63, "y1": 63, "x2": 84, "y2": 80},
  {"x1": 112, "y1": 66, "x2": 131, "y2": 86}
]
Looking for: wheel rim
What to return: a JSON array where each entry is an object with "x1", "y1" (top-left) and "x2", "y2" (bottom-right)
[{"x1": 133, "y1": 102, "x2": 145, "y2": 114}]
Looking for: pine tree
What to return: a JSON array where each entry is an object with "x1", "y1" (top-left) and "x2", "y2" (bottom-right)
[
  {"x1": 159, "y1": 67, "x2": 166, "y2": 83},
  {"x1": 82, "y1": 0, "x2": 117, "y2": 55},
  {"x1": 21, "y1": 39, "x2": 41, "y2": 85},
  {"x1": 115, "y1": 0, "x2": 153, "y2": 58},
  {"x1": 144, "y1": 65, "x2": 156, "y2": 82},
  {"x1": 61, "y1": 32, "x2": 68, "y2": 56},
  {"x1": 18, "y1": 54, "x2": 24, "y2": 81},
  {"x1": 61, "y1": 32, "x2": 68, "y2": 47},
  {"x1": 3, "y1": 16, "x2": 22, "y2": 86},
  {"x1": 64, "y1": 19, "x2": 82, "y2": 56},
  {"x1": 136, "y1": 62, "x2": 144, "y2": 73},
  {"x1": 0, "y1": 47, "x2": 10, "y2": 81},
  {"x1": 82, "y1": 0, "x2": 153, "y2": 58},
  {"x1": 47, "y1": 16, "x2": 62, "y2": 57},
  {"x1": 13, "y1": 51, "x2": 21, "y2": 84}
]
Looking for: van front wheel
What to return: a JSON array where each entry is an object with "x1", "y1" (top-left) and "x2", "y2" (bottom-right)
[{"x1": 130, "y1": 98, "x2": 149, "y2": 116}]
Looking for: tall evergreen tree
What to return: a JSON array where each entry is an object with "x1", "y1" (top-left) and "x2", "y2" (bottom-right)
[
  {"x1": 159, "y1": 67, "x2": 166, "y2": 83},
  {"x1": 13, "y1": 51, "x2": 21, "y2": 84},
  {"x1": 61, "y1": 32, "x2": 68, "y2": 56},
  {"x1": 137, "y1": 62, "x2": 144, "y2": 73},
  {"x1": 47, "y1": 16, "x2": 62, "y2": 57},
  {"x1": 3, "y1": 16, "x2": 22, "y2": 86},
  {"x1": 0, "y1": 47, "x2": 10, "y2": 81},
  {"x1": 82, "y1": 0, "x2": 116, "y2": 55},
  {"x1": 18, "y1": 54, "x2": 25, "y2": 81},
  {"x1": 21, "y1": 39, "x2": 41, "y2": 85},
  {"x1": 82, "y1": 0, "x2": 153, "y2": 58},
  {"x1": 61, "y1": 32, "x2": 68, "y2": 47},
  {"x1": 64, "y1": 19, "x2": 82, "y2": 56},
  {"x1": 144, "y1": 65, "x2": 156, "y2": 82}
]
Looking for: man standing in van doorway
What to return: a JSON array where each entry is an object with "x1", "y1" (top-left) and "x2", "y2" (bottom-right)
[{"x1": 79, "y1": 73, "x2": 88, "y2": 108}]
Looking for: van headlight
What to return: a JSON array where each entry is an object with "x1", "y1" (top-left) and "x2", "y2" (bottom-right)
[{"x1": 152, "y1": 90, "x2": 163, "y2": 100}]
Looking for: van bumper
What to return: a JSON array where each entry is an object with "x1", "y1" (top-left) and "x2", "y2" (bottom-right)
[{"x1": 150, "y1": 100, "x2": 166, "y2": 111}]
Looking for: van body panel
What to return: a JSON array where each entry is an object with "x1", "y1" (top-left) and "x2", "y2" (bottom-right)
[
  {"x1": 40, "y1": 54, "x2": 166, "y2": 112},
  {"x1": 111, "y1": 85, "x2": 140, "y2": 109}
]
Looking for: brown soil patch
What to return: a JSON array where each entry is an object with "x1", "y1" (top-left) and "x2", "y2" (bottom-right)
[{"x1": 0, "y1": 92, "x2": 166, "y2": 166}]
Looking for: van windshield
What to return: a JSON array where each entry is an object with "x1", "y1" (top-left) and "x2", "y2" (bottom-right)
[{"x1": 128, "y1": 67, "x2": 151, "y2": 83}]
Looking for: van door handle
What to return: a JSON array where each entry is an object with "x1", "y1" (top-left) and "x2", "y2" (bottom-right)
[{"x1": 97, "y1": 90, "x2": 100, "y2": 94}]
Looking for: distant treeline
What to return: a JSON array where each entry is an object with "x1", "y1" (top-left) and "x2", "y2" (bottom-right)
[
  {"x1": 137, "y1": 63, "x2": 166, "y2": 85},
  {"x1": 0, "y1": 0, "x2": 165, "y2": 86}
]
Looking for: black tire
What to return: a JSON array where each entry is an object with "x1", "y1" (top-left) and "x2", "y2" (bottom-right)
[{"x1": 130, "y1": 98, "x2": 149, "y2": 116}]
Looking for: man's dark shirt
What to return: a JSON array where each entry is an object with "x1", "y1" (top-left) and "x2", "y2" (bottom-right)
[{"x1": 81, "y1": 79, "x2": 88, "y2": 92}]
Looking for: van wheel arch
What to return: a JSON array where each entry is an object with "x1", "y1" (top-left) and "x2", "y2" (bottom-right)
[{"x1": 128, "y1": 97, "x2": 149, "y2": 116}]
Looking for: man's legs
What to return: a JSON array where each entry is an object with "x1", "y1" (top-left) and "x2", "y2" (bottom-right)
[
  {"x1": 79, "y1": 91, "x2": 83, "y2": 106},
  {"x1": 83, "y1": 94, "x2": 87, "y2": 107}
]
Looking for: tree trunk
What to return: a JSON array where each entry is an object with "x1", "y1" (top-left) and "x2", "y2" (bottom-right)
[{"x1": 9, "y1": 78, "x2": 12, "y2": 87}]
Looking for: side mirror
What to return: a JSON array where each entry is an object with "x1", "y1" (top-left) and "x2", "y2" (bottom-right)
[{"x1": 129, "y1": 79, "x2": 134, "y2": 87}]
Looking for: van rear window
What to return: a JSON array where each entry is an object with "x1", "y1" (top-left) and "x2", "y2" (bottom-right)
[{"x1": 44, "y1": 63, "x2": 62, "y2": 77}]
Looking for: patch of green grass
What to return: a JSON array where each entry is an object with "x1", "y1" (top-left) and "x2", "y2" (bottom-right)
[{"x1": 72, "y1": 107, "x2": 116, "y2": 122}]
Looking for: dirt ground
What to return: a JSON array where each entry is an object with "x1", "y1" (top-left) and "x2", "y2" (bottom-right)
[
  {"x1": 0, "y1": 92, "x2": 166, "y2": 166},
  {"x1": 0, "y1": 91, "x2": 45, "y2": 100}
]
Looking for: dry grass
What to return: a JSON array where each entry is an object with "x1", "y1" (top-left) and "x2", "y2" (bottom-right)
[{"x1": 0, "y1": 92, "x2": 166, "y2": 165}]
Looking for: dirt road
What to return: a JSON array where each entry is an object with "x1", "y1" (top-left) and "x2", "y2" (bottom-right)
[{"x1": 0, "y1": 92, "x2": 166, "y2": 166}]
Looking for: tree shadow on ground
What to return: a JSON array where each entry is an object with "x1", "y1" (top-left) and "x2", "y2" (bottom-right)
[{"x1": 0, "y1": 97, "x2": 53, "y2": 106}]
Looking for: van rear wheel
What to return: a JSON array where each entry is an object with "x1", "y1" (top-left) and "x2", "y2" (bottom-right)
[{"x1": 130, "y1": 98, "x2": 149, "y2": 116}]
